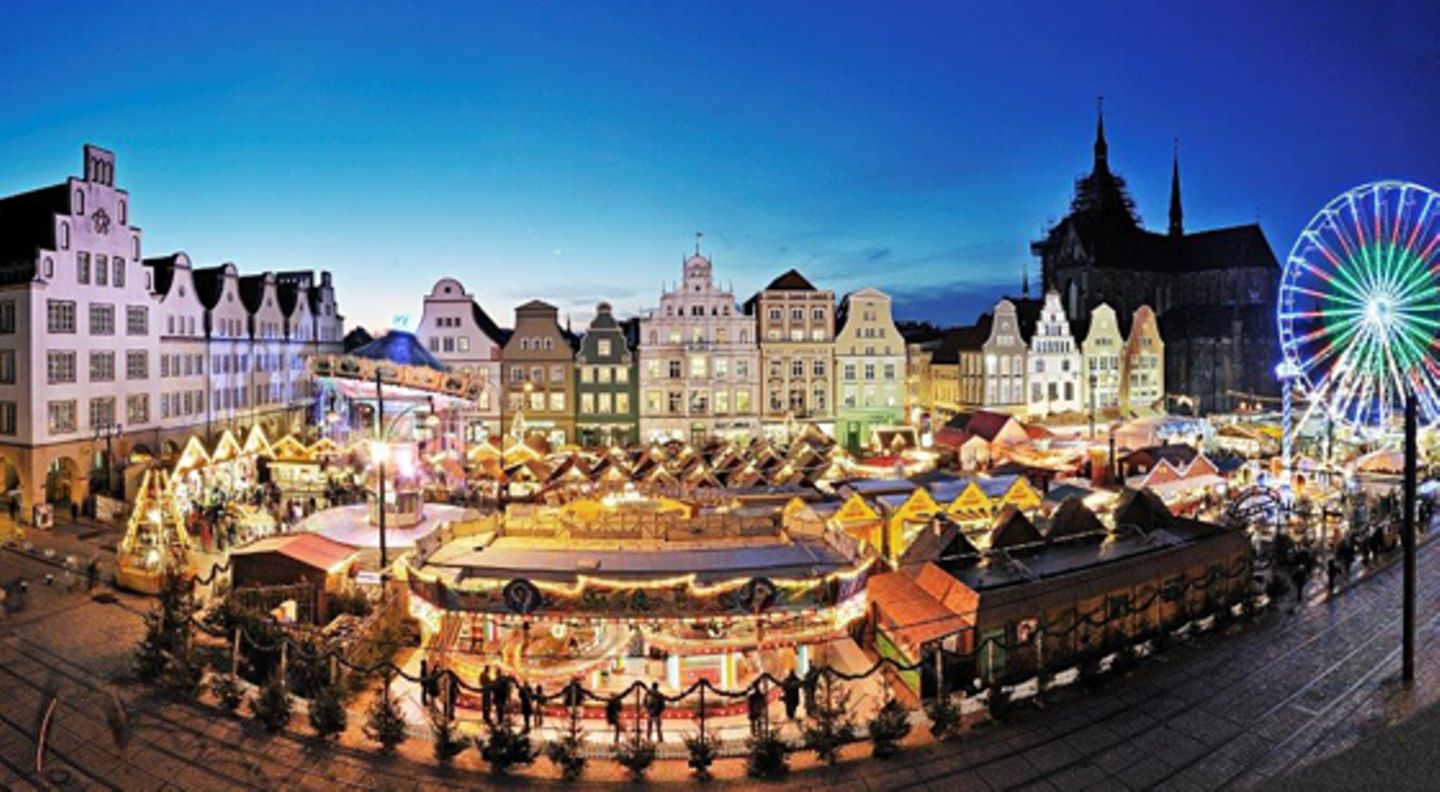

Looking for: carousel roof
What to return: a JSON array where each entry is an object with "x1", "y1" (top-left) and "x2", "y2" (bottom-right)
[{"x1": 351, "y1": 330, "x2": 448, "y2": 372}]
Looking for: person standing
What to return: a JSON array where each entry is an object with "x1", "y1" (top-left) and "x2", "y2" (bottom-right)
[
  {"x1": 532, "y1": 683, "x2": 545, "y2": 729},
  {"x1": 645, "y1": 682, "x2": 666, "y2": 742},
  {"x1": 419, "y1": 659, "x2": 430, "y2": 705},
  {"x1": 802, "y1": 666, "x2": 820, "y2": 718},
  {"x1": 495, "y1": 672, "x2": 512, "y2": 723},
  {"x1": 1326, "y1": 557, "x2": 1340, "y2": 595},
  {"x1": 605, "y1": 694, "x2": 623, "y2": 744},
  {"x1": 782, "y1": 670, "x2": 801, "y2": 722},
  {"x1": 747, "y1": 685, "x2": 767, "y2": 737},
  {"x1": 518, "y1": 681, "x2": 534, "y2": 733},
  {"x1": 479, "y1": 665, "x2": 494, "y2": 725}
]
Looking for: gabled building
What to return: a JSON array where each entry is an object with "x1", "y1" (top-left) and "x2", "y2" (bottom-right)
[
  {"x1": 746, "y1": 269, "x2": 834, "y2": 436},
  {"x1": 501, "y1": 300, "x2": 574, "y2": 447},
  {"x1": 0, "y1": 146, "x2": 344, "y2": 515},
  {"x1": 416, "y1": 278, "x2": 507, "y2": 444},
  {"x1": 638, "y1": 246, "x2": 759, "y2": 444},
  {"x1": 575, "y1": 301, "x2": 638, "y2": 447},
  {"x1": 981, "y1": 299, "x2": 1029, "y2": 414},
  {"x1": 1079, "y1": 303, "x2": 1123, "y2": 416},
  {"x1": 1025, "y1": 290, "x2": 1082, "y2": 418},
  {"x1": 1123, "y1": 305, "x2": 1165, "y2": 412},
  {"x1": 833, "y1": 287, "x2": 905, "y2": 450}
]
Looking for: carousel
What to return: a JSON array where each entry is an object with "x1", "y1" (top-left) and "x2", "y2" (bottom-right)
[
  {"x1": 115, "y1": 468, "x2": 192, "y2": 593},
  {"x1": 404, "y1": 488, "x2": 874, "y2": 718},
  {"x1": 304, "y1": 331, "x2": 488, "y2": 552}
]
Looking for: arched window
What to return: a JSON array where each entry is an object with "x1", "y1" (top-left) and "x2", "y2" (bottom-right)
[
  {"x1": 74, "y1": 190, "x2": 84, "y2": 214},
  {"x1": 119, "y1": 200, "x2": 127, "y2": 225},
  {"x1": 58, "y1": 222, "x2": 70, "y2": 250}
]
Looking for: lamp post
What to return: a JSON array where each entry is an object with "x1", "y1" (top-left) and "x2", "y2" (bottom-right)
[
  {"x1": 93, "y1": 422, "x2": 123, "y2": 501},
  {"x1": 1088, "y1": 371, "x2": 1097, "y2": 440},
  {"x1": 373, "y1": 367, "x2": 388, "y2": 570}
]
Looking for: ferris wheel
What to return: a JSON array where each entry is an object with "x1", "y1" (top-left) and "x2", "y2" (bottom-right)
[{"x1": 1278, "y1": 181, "x2": 1440, "y2": 433}]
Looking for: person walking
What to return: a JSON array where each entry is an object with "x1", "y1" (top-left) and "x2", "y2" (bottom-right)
[
  {"x1": 1291, "y1": 559, "x2": 1309, "y2": 605},
  {"x1": 495, "y1": 672, "x2": 512, "y2": 723},
  {"x1": 605, "y1": 694, "x2": 623, "y2": 744},
  {"x1": 645, "y1": 682, "x2": 666, "y2": 742},
  {"x1": 782, "y1": 670, "x2": 801, "y2": 722},
  {"x1": 1326, "y1": 557, "x2": 1340, "y2": 595},
  {"x1": 532, "y1": 683, "x2": 545, "y2": 729},
  {"x1": 85, "y1": 558, "x2": 99, "y2": 592}
]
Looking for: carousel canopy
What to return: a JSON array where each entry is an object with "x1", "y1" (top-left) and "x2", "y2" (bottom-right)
[{"x1": 351, "y1": 330, "x2": 448, "y2": 372}]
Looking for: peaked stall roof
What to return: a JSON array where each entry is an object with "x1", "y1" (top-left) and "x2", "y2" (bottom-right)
[{"x1": 351, "y1": 330, "x2": 449, "y2": 372}]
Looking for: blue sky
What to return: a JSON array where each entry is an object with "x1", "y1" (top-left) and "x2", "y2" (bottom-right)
[{"x1": 2, "y1": 0, "x2": 1437, "y2": 332}]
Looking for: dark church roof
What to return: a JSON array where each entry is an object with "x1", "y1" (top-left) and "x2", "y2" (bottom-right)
[{"x1": 1034, "y1": 102, "x2": 1278, "y2": 277}]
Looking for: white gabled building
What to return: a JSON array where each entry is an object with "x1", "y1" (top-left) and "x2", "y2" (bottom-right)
[
  {"x1": 1025, "y1": 290, "x2": 1082, "y2": 418},
  {"x1": 638, "y1": 247, "x2": 760, "y2": 444},
  {"x1": 415, "y1": 277, "x2": 506, "y2": 444},
  {"x1": 0, "y1": 145, "x2": 343, "y2": 518}
]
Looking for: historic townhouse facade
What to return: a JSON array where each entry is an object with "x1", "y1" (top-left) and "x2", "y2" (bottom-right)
[
  {"x1": 1080, "y1": 302, "x2": 1124, "y2": 415},
  {"x1": 501, "y1": 300, "x2": 575, "y2": 447},
  {"x1": 574, "y1": 301, "x2": 638, "y2": 447},
  {"x1": 981, "y1": 299, "x2": 1030, "y2": 415},
  {"x1": 638, "y1": 251, "x2": 759, "y2": 443},
  {"x1": 0, "y1": 145, "x2": 343, "y2": 517},
  {"x1": 416, "y1": 278, "x2": 505, "y2": 445},
  {"x1": 1025, "y1": 290, "x2": 1082, "y2": 418},
  {"x1": 1122, "y1": 305, "x2": 1165, "y2": 412},
  {"x1": 833, "y1": 287, "x2": 905, "y2": 450},
  {"x1": 745, "y1": 269, "x2": 834, "y2": 436}
]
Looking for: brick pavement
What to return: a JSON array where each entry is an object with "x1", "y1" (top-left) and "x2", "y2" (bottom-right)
[{"x1": 2, "y1": 527, "x2": 1439, "y2": 790}]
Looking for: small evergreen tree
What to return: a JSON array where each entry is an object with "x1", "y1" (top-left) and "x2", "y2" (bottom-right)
[
  {"x1": 364, "y1": 680, "x2": 409, "y2": 754},
  {"x1": 613, "y1": 730, "x2": 657, "y2": 782},
  {"x1": 746, "y1": 731, "x2": 789, "y2": 779},
  {"x1": 478, "y1": 715, "x2": 537, "y2": 775},
  {"x1": 134, "y1": 565, "x2": 197, "y2": 687},
  {"x1": 429, "y1": 708, "x2": 467, "y2": 765},
  {"x1": 308, "y1": 681, "x2": 348, "y2": 741},
  {"x1": 868, "y1": 698, "x2": 912, "y2": 758},
  {"x1": 925, "y1": 692, "x2": 963, "y2": 740},
  {"x1": 684, "y1": 732, "x2": 718, "y2": 781},
  {"x1": 802, "y1": 685, "x2": 855, "y2": 765},
  {"x1": 544, "y1": 708, "x2": 588, "y2": 782},
  {"x1": 250, "y1": 671, "x2": 293, "y2": 733}
]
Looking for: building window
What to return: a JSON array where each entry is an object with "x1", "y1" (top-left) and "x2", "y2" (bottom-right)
[
  {"x1": 77, "y1": 252, "x2": 91, "y2": 284},
  {"x1": 89, "y1": 351, "x2": 115, "y2": 382},
  {"x1": 580, "y1": 393, "x2": 594, "y2": 413},
  {"x1": 457, "y1": 337, "x2": 470, "y2": 352},
  {"x1": 47, "y1": 300, "x2": 77, "y2": 334},
  {"x1": 126, "y1": 350, "x2": 148, "y2": 380},
  {"x1": 0, "y1": 302, "x2": 13, "y2": 334},
  {"x1": 48, "y1": 400, "x2": 77, "y2": 434},
  {"x1": 0, "y1": 401, "x2": 15, "y2": 435},
  {"x1": 598, "y1": 339, "x2": 612, "y2": 356},
  {"x1": 89, "y1": 397, "x2": 116, "y2": 429},
  {"x1": 126, "y1": 305, "x2": 148, "y2": 335},
  {"x1": 0, "y1": 350, "x2": 12, "y2": 384},
  {"x1": 89, "y1": 303, "x2": 115, "y2": 335},
  {"x1": 668, "y1": 360, "x2": 682, "y2": 379},
  {"x1": 47, "y1": 351, "x2": 76, "y2": 384}
]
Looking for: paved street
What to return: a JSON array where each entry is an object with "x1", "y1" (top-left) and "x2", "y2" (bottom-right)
[{"x1": 1, "y1": 524, "x2": 1438, "y2": 790}]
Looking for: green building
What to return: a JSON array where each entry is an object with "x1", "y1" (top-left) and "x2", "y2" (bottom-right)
[{"x1": 574, "y1": 302, "x2": 639, "y2": 447}]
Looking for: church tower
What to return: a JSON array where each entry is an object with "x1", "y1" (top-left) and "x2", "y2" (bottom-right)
[
  {"x1": 1093, "y1": 97, "x2": 1109, "y2": 174},
  {"x1": 1168, "y1": 139, "x2": 1185, "y2": 237}
]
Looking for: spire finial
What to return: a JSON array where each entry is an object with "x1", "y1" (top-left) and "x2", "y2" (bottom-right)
[
  {"x1": 695, "y1": 230, "x2": 703, "y2": 256},
  {"x1": 1093, "y1": 95, "x2": 1109, "y2": 173},
  {"x1": 1168, "y1": 137, "x2": 1184, "y2": 237},
  {"x1": 1022, "y1": 262, "x2": 1030, "y2": 297}
]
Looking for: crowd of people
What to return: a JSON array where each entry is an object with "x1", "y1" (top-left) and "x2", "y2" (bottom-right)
[{"x1": 1274, "y1": 488, "x2": 1433, "y2": 604}]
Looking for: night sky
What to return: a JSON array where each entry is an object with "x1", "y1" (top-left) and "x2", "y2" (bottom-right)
[{"x1": 2, "y1": 0, "x2": 1437, "y2": 332}]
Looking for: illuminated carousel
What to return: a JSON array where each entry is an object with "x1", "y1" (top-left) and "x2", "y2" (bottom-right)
[
  {"x1": 306, "y1": 330, "x2": 486, "y2": 552},
  {"x1": 405, "y1": 490, "x2": 874, "y2": 717}
]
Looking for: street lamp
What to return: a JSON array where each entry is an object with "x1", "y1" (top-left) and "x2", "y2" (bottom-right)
[{"x1": 370, "y1": 438, "x2": 390, "y2": 569}]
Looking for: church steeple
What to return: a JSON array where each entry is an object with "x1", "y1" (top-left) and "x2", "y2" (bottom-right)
[
  {"x1": 1168, "y1": 138, "x2": 1184, "y2": 237},
  {"x1": 1093, "y1": 96, "x2": 1108, "y2": 174}
]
